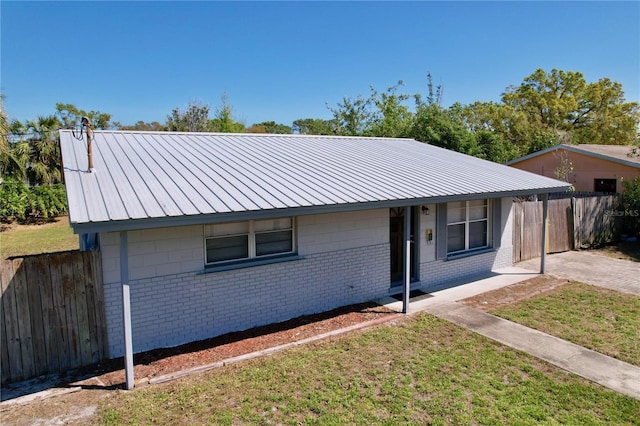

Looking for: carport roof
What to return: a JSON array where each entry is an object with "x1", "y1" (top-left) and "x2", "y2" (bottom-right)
[{"x1": 59, "y1": 130, "x2": 570, "y2": 233}]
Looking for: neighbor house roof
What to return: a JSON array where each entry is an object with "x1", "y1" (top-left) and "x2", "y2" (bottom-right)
[
  {"x1": 59, "y1": 130, "x2": 570, "y2": 233},
  {"x1": 507, "y1": 144, "x2": 640, "y2": 169}
]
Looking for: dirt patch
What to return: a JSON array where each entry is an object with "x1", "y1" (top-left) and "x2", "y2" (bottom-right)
[
  {"x1": 0, "y1": 216, "x2": 64, "y2": 232},
  {"x1": 589, "y1": 240, "x2": 640, "y2": 262},
  {"x1": 1, "y1": 302, "x2": 397, "y2": 424},
  {"x1": 461, "y1": 275, "x2": 571, "y2": 312}
]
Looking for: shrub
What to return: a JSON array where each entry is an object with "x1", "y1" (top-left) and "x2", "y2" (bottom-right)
[
  {"x1": 620, "y1": 176, "x2": 640, "y2": 237},
  {"x1": 0, "y1": 177, "x2": 67, "y2": 223},
  {"x1": 0, "y1": 178, "x2": 31, "y2": 222},
  {"x1": 30, "y1": 183, "x2": 67, "y2": 220}
]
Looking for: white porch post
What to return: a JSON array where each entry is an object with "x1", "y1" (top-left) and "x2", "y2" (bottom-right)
[
  {"x1": 120, "y1": 231, "x2": 134, "y2": 390},
  {"x1": 540, "y1": 194, "x2": 549, "y2": 274},
  {"x1": 402, "y1": 207, "x2": 412, "y2": 314}
]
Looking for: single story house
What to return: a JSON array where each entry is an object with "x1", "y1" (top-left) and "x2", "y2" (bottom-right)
[
  {"x1": 59, "y1": 130, "x2": 569, "y2": 388},
  {"x1": 507, "y1": 144, "x2": 640, "y2": 193}
]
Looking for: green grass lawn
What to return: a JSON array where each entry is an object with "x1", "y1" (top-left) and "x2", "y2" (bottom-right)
[
  {"x1": 491, "y1": 281, "x2": 640, "y2": 366},
  {"x1": 98, "y1": 314, "x2": 640, "y2": 425},
  {"x1": 0, "y1": 216, "x2": 79, "y2": 258}
]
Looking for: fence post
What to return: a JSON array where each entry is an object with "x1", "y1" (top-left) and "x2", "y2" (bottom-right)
[{"x1": 540, "y1": 194, "x2": 549, "y2": 274}]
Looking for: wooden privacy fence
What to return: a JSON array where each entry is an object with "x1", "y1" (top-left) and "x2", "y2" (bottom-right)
[
  {"x1": 513, "y1": 195, "x2": 620, "y2": 263},
  {"x1": 573, "y1": 195, "x2": 620, "y2": 248},
  {"x1": 1, "y1": 250, "x2": 107, "y2": 384}
]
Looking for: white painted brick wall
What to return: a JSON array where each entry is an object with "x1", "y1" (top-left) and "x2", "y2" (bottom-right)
[
  {"x1": 297, "y1": 209, "x2": 388, "y2": 255},
  {"x1": 418, "y1": 203, "x2": 437, "y2": 263},
  {"x1": 104, "y1": 244, "x2": 390, "y2": 357},
  {"x1": 101, "y1": 209, "x2": 389, "y2": 285},
  {"x1": 415, "y1": 197, "x2": 514, "y2": 288},
  {"x1": 101, "y1": 225, "x2": 203, "y2": 283},
  {"x1": 99, "y1": 202, "x2": 516, "y2": 357}
]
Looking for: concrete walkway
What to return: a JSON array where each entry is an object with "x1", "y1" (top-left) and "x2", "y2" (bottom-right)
[
  {"x1": 517, "y1": 251, "x2": 639, "y2": 296},
  {"x1": 381, "y1": 262, "x2": 640, "y2": 400}
]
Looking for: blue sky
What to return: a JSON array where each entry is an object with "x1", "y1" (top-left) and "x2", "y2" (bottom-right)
[{"x1": 2, "y1": 1, "x2": 639, "y2": 128}]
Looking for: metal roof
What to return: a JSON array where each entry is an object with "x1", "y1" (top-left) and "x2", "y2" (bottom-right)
[
  {"x1": 60, "y1": 130, "x2": 570, "y2": 233},
  {"x1": 507, "y1": 144, "x2": 640, "y2": 169}
]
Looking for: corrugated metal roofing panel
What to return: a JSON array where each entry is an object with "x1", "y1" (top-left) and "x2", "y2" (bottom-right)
[{"x1": 59, "y1": 130, "x2": 570, "y2": 232}]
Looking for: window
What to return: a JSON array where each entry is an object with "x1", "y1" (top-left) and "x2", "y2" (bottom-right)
[
  {"x1": 205, "y1": 218, "x2": 294, "y2": 265},
  {"x1": 447, "y1": 199, "x2": 489, "y2": 254},
  {"x1": 594, "y1": 178, "x2": 616, "y2": 193}
]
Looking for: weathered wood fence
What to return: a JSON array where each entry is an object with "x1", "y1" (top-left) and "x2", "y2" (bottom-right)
[
  {"x1": 1, "y1": 250, "x2": 107, "y2": 384},
  {"x1": 513, "y1": 195, "x2": 620, "y2": 263}
]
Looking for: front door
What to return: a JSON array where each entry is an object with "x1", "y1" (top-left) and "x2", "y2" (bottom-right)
[{"x1": 390, "y1": 207, "x2": 416, "y2": 285}]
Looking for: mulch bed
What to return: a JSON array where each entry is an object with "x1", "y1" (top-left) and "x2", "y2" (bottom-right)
[{"x1": 71, "y1": 302, "x2": 397, "y2": 388}]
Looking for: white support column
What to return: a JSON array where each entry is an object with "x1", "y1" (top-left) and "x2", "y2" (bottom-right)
[
  {"x1": 120, "y1": 231, "x2": 134, "y2": 390},
  {"x1": 540, "y1": 194, "x2": 549, "y2": 274},
  {"x1": 402, "y1": 207, "x2": 412, "y2": 314}
]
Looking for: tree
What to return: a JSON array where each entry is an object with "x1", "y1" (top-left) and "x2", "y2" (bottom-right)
[
  {"x1": 166, "y1": 95, "x2": 246, "y2": 133},
  {"x1": 461, "y1": 69, "x2": 639, "y2": 156},
  {"x1": 2, "y1": 119, "x2": 30, "y2": 181},
  {"x1": 553, "y1": 150, "x2": 575, "y2": 190},
  {"x1": 166, "y1": 101, "x2": 212, "y2": 132},
  {"x1": 116, "y1": 121, "x2": 166, "y2": 131},
  {"x1": 367, "y1": 82, "x2": 413, "y2": 138},
  {"x1": 0, "y1": 95, "x2": 17, "y2": 177},
  {"x1": 2, "y1": 102, "x2": 113, "y2": 186},
  {"x1": 209, "y1": 93, "x2": 245, "y2": 133},
  {"x1": 55, "y1": 103, "x2": 112, "y2": 129},
  {"x1": 501, "y1": 68, "x2": 639, "y2": 146},
  {"x1": 329, "y1": 94, "x2": 370, "y2": 136},
  {"x1": 246, "y1": 121, "x2": 292, "y2": 134},
  {"x1": 292, "y1": 118, "x2": 338, "y2": 135},
  {"x1": 570, "y1": 77, "x2": 640, "y2": 145},
  {"x1": 412, "y1": 102, "x2": 479, "y2": 156},
  {"x1": 328, "y1": 81, "x2": 414, "y2": 137},
  {"x1": 23, "y1": 115, "x2": 63, "y2": 185},
  {"x1": 475, "y1": 130, "x2": 517, "y2": 164}
]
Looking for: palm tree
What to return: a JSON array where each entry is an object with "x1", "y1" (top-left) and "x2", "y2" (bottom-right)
[
  {"x1": 0, "y1": 96, "x2": 11, "y2": 175},
  {"x1": 0, "y1": 97, "x2": 31, "y2": 181},
  {"x1": 24, "y1": 115, "x2": 62, "y2": 185}
]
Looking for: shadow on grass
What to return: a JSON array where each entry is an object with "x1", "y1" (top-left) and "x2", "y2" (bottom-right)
[{"x1": 590, "y1": 240, "x2": 640, "y2": 262}]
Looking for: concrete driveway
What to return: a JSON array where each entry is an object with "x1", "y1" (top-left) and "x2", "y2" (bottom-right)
[{"x1": 516, "y1": 251, "x2": 639, "y2": 296}]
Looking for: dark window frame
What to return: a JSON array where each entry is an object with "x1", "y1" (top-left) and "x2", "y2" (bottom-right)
[
  {"x1": 205, "y1": 218, "x2": 295, "y2": 266},
  {"x1": 594, "y1": 178, "x2": 616, "y2": 193}
]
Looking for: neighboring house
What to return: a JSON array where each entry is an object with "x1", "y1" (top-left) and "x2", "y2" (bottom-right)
[
  {"x1": 59, "y1": 130, "x2": 568, "y2": 387},
  {"x1": 507, "y1": 144, "x2": 640, "y2": 193}
]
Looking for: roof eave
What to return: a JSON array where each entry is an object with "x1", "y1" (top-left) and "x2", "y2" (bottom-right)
[
  {"x1": 507, "y1": 145, "x2": 640, "y2": 169},
  {"x1": 70, "y1": 186, "x2": 571, "y2": 234}
]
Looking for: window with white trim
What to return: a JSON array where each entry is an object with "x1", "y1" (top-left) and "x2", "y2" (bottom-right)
[
  {"x1": 447, "y1": 199, "x2": 489, "y2": 254},
  {"x1": 205, "y1": 218, "x2": 294, "y2": 265}
]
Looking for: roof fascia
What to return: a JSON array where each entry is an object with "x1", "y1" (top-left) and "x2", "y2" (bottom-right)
[
  {"x1": 70, "y1": 186, "x2": 571, "y2": 234},
  {"x1": 506, "y1": 145, "x2": 567, "y2": 165},
  {"x1": 507, "y1": 145, "x2": 640, "y2": 169},
  {"x1": 567, "y1": 146, "x2": 640, "y2": 169}
]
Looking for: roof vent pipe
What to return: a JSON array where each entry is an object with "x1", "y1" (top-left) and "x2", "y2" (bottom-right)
[{"x1": 81, "y1": 116, "x2": 93, "y2": 171}]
